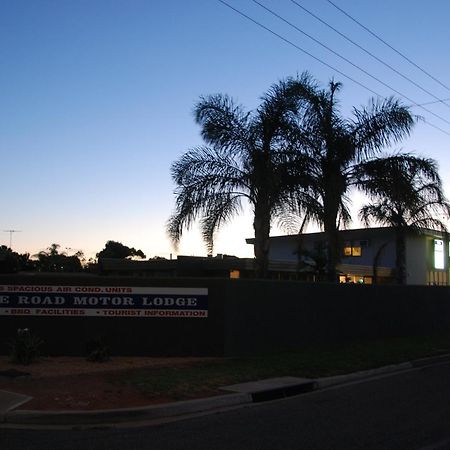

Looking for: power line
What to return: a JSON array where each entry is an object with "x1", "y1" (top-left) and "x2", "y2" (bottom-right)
[
  {"x1": 250, "y1": 0, "x2": 450, "y2": 126},
  {"x1": 217, "y1": 0, "x2": 450, "y2": 137},
  {"x1": 218, "y1": 0, "x2": 380, "y2": 97},
  {"x1": 326, "y1": 0, "x2": 450, "y2": 93},
  {"x1": 417, "y1": 98, "x2": 450, "y2": 107},
  {"x1": 290, "y1": 0, "x2": 450, "y2": 109},
  {"x1": 420, "y1": 118, "x2": 450, "y2": 136}
]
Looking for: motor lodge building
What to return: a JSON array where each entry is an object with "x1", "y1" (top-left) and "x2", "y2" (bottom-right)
[
  {"x1": 97, "y1": 227, "x2": 449, "y2": 285},
  {"x1": 246, "y1": 227, "x2": 450, "y2": 285}
]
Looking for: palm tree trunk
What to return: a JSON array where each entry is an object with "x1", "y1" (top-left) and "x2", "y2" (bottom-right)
[
  {"x1": 395, "y1": 229, "x2": 407, "y2": 284},
  {"x1": 323, "y1": 195, "x2": 340, "y2": 283},
  {"x1": 253, "y1": 203, "x2": 271, "y2": 279},
  {"x1": 324, "y1": 224, "x2": 339, "y2": 283}
]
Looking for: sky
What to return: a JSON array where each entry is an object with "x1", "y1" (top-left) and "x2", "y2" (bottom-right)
[{"x1": 1, "y1": 0, "x2": 450, "y2": 260}]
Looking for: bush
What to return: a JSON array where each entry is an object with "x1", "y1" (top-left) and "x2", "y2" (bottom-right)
[
  {"x1": 85, "y1": 337, "x2": 110, "y2": 362},
  {"x1": 9, "y1": 328, "x2": 44, "y2": 365}
]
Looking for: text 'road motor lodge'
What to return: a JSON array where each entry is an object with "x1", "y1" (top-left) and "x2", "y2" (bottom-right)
[{"x1": 0, "y1": 285, "x2": 209, "y2": 318}]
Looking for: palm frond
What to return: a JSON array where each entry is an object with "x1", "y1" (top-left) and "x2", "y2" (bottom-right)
[
  {"x1": 358, "y1": 152, "x2": 450, "y2": 232},
  {"x1": 351, "y1": 97, "x2": 416, "y2": 160},
  {"x1": 171, "y1": 146, "x2": 249, "y2": 193},
  {"x1": 200, "y1": 194, "x2": 243, "y2": 255},
  {"x1": 167, "y1": 146, "x2": 249, "y2": 249},
  {"x1": 194, "y1": 94, "x2": 250, "y2": 153}
]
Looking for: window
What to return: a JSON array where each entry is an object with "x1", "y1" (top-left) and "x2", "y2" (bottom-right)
[
  {"x1": 434, "y1": 239, "x2": 445, "y2": 270},
  {"x1": 339, "y1": 275, "x2": 372, "y2": 284},
  {"x1": 343, "y1": 241, "x2": 362, "y2": 257}
]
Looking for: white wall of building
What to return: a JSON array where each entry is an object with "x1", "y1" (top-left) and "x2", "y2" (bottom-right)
[{"x1": 261, "y1": 227, "x2": 450, "y2": 285}]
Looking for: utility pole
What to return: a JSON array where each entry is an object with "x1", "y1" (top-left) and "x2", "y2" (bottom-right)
[{"x1": 3, "y1": 230, "x2": 21, "y2": 249}]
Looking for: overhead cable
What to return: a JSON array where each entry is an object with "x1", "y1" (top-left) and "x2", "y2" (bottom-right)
[
  {"x1": 251, "y1": 0, "x2": 450, "y2": 126},
  {"x1": 217, "y1": 0, "x2": 450, "y2": 137},
  {"x1": 218, "y1": 0, "x2": 381, "y2": 97},
  {"x1": 290, "y1": 0, "x2": 450, "y2": 108},
  {"x1": 326, "y1": 0, "x2": 450, "y2": 93}
]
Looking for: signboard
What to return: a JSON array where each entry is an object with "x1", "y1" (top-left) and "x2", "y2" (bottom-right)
[{"x1": 0, "y1": 285, "x2": 208, "y2": 318}]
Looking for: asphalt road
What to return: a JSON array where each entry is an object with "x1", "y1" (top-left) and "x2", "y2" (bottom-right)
[{"x1": 2, "y1": 361, "x2": 450, "y2": 450}]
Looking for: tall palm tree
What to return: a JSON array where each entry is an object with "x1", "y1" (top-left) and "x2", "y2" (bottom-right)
[
  {"x1": 167, "y1": 77, "x2": 316, "y2": 278},
  {"x1": 288, "y1": 74, "x2": 416, "y2": 282},
  {"x1": 358, "y1": 154, "x2": 450, "y2": 284}
]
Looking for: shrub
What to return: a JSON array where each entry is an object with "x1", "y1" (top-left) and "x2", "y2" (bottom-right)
[
  {"x1": 9, "y1": 328, "x2": 44, "y2": 365},
  {"x1": 85, "y1": 337, "x2": 110, "y2": 362}
]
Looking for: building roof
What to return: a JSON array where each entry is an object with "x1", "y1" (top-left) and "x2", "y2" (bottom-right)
[{"x1": 246, "y1": 226, "x2": 448, "y2": 244}]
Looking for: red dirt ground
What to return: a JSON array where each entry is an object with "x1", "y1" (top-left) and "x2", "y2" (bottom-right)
[{"x1": 0, "y1": 356, "x2": 215, "y2": 411}]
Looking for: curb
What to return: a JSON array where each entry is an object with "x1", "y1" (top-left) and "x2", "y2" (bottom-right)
[
  {"x1": 3, "y1": 393, "x2": 251, "y2": 426},
  {"x1": 410, "y1": 353, "x2": 450, "y2": 368},
  {"x1": 316, "y1": 353, "x2": 450, "y2": 389},
  {"x1": 316, "y1": 362, "x2": 413, "y2": 389},
  {"x1": 3, "y1": 353, "x2": 450, "y2": 426}
]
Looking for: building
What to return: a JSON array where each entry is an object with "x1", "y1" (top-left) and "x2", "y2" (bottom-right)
[
  {"x1": 97, "y1": 255, "x2": 303, "y2": 280},
  {"x1": 246, "y1": 227, "x2": 450, "y2": 285},
  {"x1": 97, "y1": 255, "x2": 256, "y2": 278}
]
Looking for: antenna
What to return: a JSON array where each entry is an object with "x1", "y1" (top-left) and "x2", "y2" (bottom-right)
[{"x1": 3, "y1": 230, "x2": 22, "y2": 249}]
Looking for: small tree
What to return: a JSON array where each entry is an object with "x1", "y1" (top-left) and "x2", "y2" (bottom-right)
[
  {"x1": 0, "y1": 245, "x2": 20, "y2": 273},
  {"x1": 96, "y1": 241, "x2": 146, "y2": 259}
]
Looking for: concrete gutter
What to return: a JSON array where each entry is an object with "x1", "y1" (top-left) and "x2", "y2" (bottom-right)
[
  {"x1": 3, "y1": 393, "x2": 251, "y2": 426},
  {"x1": 2, "y1": 353, "x2": 450, "y2": 427}
]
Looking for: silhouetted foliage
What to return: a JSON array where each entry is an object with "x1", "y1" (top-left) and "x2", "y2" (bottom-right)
[
  {"x1": 0, "y1": 246, "x2": 20, "y2": 273},
  {"x1": 96, "y1": 241, "x2": 146, "y2": 259},
  {"x1": 168, "y1": 72, "x2": 421, "y2": 280},
  {"x1": 285, "y1": 74, "x2": 416, "y2": 282},
  {"x1": 167, "y1": 75, "x2": 317, "y2": 278},
  {"x1": 0, "y1": 246, "x2": 36, "y2": 273},
  {"x1": 34, "y1": 244, "x2": 83, "y2": 272},
  {"x1": 358, "y1": 155, "x2": 450, "y2": 284}
]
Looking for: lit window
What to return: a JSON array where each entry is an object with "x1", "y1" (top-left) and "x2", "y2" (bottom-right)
[
  {"x1": 434, "y1": 239, "x2": 445, "y2": 270},
  {"x1": 343, "y1": 243, "x2": 362, "y2": 257},
  {"x1": 230, "y1": 270, "x2": 240, "y2": 279}
]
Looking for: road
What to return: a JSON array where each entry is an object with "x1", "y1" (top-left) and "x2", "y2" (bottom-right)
[{"x1": 2, "y1": 362, "x2": 450, "y2": 449}]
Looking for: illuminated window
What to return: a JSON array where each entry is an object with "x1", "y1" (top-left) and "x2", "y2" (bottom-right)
[
  {"x1": 229, "y1": 270, "x2": 240, "y2": 279},
  {"x1": 343, "y1": 242, "x2": 362, "y2": 257},
  {"x1": 434, "y1": 239, "x2": 445, "y2": 270},
  {"x1": 343, "y1": 246, "x2": 352, "y2": 256}
]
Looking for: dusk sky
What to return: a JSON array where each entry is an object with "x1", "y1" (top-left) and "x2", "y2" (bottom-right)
[{"x1": 1, "y1": 0, "x2": 449, "y2": 260}]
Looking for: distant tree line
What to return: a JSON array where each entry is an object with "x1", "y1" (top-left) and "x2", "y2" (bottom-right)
[{"x1": 0, "y1": 240, "x2": 151, "y2": 274}]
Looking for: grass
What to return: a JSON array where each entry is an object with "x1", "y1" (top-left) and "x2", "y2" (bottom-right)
[{"x1": 114, "y1": 331, "x2": 450, "y2": 402}]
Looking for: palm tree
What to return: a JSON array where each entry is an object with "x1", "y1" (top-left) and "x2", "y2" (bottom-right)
[
  {"x1": 287, "y1": 74, "x2": 416, "y2": 282},
  {"x1": 358, "y1": 154, "x2": 450, "y2": 284},
  {"x1": 167, "y1": 77, "x2": 316, "y2": 278}
]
